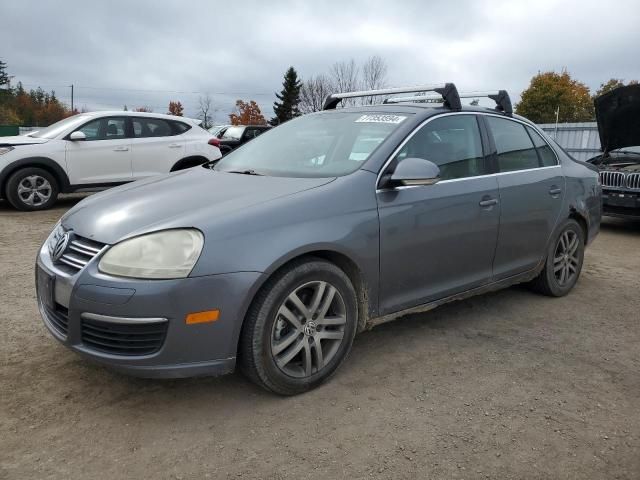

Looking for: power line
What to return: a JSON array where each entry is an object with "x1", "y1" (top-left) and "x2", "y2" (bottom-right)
[{"x1": 16, "y1": 83, "x2": 274, "y2": 96}]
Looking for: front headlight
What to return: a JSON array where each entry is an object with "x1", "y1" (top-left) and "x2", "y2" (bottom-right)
[
  {"x1": 98, "y1": 229, "x2": 204, "y2": 279},
  {"x1": 0, "y1": 146, "x2": 15, "y2": 155}
]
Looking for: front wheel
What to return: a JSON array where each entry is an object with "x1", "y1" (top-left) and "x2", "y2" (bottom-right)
[
  {"x1": 529, "y1": 219, "x2": 585, "y2": 297},
  {"x1": 239, "y1": 259, "x2": 358, "y2": 395},
  {"x1": 6, "y1": 167, "x2": 59, "y2": 211}
]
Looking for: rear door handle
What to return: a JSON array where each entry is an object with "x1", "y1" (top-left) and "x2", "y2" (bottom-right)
[
  {"x1": 479, "y1": 198, "x2": 499, "y2": 207},
  {"x1": 549, "y1": 186, "x2": 562, "y2": 196},
  {"x1": 168, "y1": 143, "x2": 182, "y2": 148},
  {"x1": 113, "y1": 146, "x2": 129, "y2": 152}
]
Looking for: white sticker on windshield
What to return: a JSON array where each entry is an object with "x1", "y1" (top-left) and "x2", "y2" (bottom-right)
[{"x1": 355, "y1": 114, "x2": 406, "y2": 124}]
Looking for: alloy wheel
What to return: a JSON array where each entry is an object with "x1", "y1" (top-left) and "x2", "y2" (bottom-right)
[
  {"x1": 553, "y1": 230, "x2": 580, "y2": 286},
  {"x1": 270, "y1": 281, "x2": 347, "y2": 378},
  {"x1": 17, "y1": 175, "x2": 52, "y2": 206}
]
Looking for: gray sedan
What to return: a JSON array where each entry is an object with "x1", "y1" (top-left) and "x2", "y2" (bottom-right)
[{"x1": 36, "y1": 84, "x2": 601, "y2": 395}]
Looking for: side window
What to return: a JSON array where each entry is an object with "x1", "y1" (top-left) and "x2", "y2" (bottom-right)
[
  {"x1": 76, "y1": 117, "x2": 126, "y2": 141},
  {"x1": 171, "y1": 121, "x2": 191, "y2": 134},
  {"x1": 526, "y1": 126, "x2": 558, "y2": 167},
  {"x1": 132, "y1": 118, "x2": 174, "y2": 138},
  {"x1": 395, "y1": 115, "x2": 485, "y2": 180},
  {"x1": 76, "y1": 119, "x2": 102, "y2": 141},
  {"x1": 486, "y1": 117, "x2": 539, "y2": 172}
]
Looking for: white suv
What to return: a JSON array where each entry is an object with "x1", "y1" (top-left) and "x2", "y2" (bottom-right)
[{"x1": 0, "y1": 111, "x2": 222, "y2": 210}]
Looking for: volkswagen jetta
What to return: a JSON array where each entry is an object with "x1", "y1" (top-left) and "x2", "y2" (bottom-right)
[{"x1": 36, "y1": 84, "x2": 601, "y2": 395}]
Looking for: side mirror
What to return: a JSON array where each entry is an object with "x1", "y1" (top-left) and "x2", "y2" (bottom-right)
[
  {"x1": 69, "y1": 131, "x2": 86, "y2": 141},
  {"x1": 387, "y1": 157, "x2": 441, "y2": 187}
]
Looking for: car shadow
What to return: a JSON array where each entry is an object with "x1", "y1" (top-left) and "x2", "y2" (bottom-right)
[
  {"x1": 599, "y1": 216, "x2": 640, "y2": 236},
  {"x1": 0, "y1": 193, "x2": 90, "y2": 213}
]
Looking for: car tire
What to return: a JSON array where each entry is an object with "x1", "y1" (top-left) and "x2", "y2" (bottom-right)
[
  {"x1": 239, "y1": 258, "x2": 358, "y2": 395},
  {"x1": 529, "y1": 219, "x2": 585, "y2": 297},
  {"x1": 6, "y1": 167, "x2": 59, "y2": 211}
]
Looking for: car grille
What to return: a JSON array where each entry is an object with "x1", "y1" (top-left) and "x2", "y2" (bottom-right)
[
  {"x1": 599, "y1": 171, "x2": 626, "y2": 188},
  {"x1": 627, "y1": 173, "x2": 640, "y2": 190},
  {"x1": 43, "y1": 303, "x2": 69, "y2": 337},
  {"x1": 81, "y1": 318, "x2": 168, "y2": 356},
  {"x1": 57, "y1": 236, "x2": 105, "y2": 273}
]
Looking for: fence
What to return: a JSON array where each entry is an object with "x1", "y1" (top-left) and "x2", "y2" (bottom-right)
[{"x1": 538, "y1": 122, "x2": 601, "y2": 161}]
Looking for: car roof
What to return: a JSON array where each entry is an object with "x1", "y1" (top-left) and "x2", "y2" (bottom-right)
[
  {"x1": 81, "y1": 110, "x2": 201, "y2": 124},
  {"x1": 327, "y1": 103, "x2": 532, "y2": 124}
]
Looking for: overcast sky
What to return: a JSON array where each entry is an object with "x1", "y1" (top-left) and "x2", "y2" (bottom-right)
[{"x1": 2, "y1": 0, "x2": 639, "y2": 122}]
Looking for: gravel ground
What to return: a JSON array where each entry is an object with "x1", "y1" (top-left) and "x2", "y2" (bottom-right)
[{"x1": 1, "y1": 195, "x2": 639, "y2": 480}]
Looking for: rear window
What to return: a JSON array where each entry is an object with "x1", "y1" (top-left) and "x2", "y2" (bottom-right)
[{"x1": 222, "y1": 126, "x2": 244, "y2": 140}]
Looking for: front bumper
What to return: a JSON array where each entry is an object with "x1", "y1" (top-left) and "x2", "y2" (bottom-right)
[
  {"x1": 602, "y1": 189, "x2": 640, "y2": 219},
  {"x1": 36, "y1": 242, "x2": 263, "y2": 378}
]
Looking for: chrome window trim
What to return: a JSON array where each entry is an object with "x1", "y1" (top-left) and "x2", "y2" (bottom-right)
[{"x1": 375, "y1": 111, "x2": 561, "y2": 191}]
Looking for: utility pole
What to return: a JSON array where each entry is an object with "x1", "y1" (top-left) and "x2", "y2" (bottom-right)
[{"x1": 70, "y1": 84, "x2": 74, "y2": 112}]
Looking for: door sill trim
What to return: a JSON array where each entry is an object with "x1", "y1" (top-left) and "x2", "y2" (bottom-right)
[{"x1": 368, "y1": 264, "x2": 544, "y2": 329}]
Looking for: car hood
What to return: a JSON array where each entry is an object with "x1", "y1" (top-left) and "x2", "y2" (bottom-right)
[
  {"x1": 594, "y1": 84, "x2": 640, "y2": 153},
  {"x1": 0, "y1": 135, "x2": 50, "y2": 146},
  {"x1": 62, "y1": 168, "x2": 334, "y2": 244}
]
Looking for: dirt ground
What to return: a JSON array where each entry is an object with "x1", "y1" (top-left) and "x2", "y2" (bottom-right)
[{"x1": 1, "y1": 194, "x2": 639, "y2": 480}]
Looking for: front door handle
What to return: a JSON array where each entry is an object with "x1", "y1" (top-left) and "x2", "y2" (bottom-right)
[
  {"x1": 479, "y1": 198, "x2": 499, "y2": 207},
  {"x1": 549, "y1": 186, "x2": 562, "y2": 196},
  {"x1": 113, "y1": 146, "x2": 129, "y2": 152},
  {"x1": 168, "y1": 143, "x2": 182, "y2": 148}
]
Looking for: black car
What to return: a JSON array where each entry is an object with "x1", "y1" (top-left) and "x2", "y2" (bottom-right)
[
  {"x1": 588, "y1": 84, "x2": 640, "y2": 219},
  {"x1": 218, "y1": 125, "x2": 271, "y2": 155}
]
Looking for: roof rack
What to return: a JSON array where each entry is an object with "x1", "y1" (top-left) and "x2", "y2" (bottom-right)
[
  {"x1": 383, "y1": 89, "x2": 512, "y2": 115},
  {"x1": 322, "y1": 83, "x2": 462, "y2": 111}
]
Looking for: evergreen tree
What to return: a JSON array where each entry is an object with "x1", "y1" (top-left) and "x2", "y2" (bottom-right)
[
  {"x1": 270, "y1": 66, "x2": 302, "y2": 126},
  {"x1": 0, "y1": 59, "x2": 9, "y2": 87}
]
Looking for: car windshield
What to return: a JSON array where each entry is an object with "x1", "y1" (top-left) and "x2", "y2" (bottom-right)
[
  {"x1": 221, "y1": 126, "x2": 244, "y2": 140},
  {"x1": 29, "y1": 114, "x2": 92, "y2": 139},
  {"x1": 214, "y1": 112, "x2": 407, "y2": 177}
]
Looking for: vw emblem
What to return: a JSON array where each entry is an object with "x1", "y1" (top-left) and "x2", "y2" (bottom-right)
[
  {"x1": 52, "y1": 232, "x2": 70, "y2": 261},
  {"x1": 303, "y1": 321, "x2": 317, "y2": 337}
]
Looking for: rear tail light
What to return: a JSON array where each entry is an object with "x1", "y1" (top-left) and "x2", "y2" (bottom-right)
[{"x1": 208, "y1": 138, "x2": 220, "y2": 148}]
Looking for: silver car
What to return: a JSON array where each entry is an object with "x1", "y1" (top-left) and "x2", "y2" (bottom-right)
[{"x1": 36, "y1": 84, "x2": 601, "y2": 395}]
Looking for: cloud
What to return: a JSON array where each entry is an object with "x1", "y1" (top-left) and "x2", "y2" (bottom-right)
[{"x1": 2, "y1": 0, "x2": 639, "y2": 120}]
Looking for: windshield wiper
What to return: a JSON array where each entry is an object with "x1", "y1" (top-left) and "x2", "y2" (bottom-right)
[{"x1": 227, "y1": 169, "x2": 263, "y2": 176}]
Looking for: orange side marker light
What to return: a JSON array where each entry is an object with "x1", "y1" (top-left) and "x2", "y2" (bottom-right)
[{"x1": 185, "y1": 309, "x2": 220, "y2": 325}]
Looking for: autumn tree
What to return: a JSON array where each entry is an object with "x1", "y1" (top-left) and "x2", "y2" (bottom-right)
[
  {"x1": 168, "y1": 100, "x2": 184, "y2": 116},
  {"x1": 594, "y1": 78, "x2": 639, "y2": 98},
  {"x1": 134, "y1": 106, "x2": 153, "y2": 112},
  {"x1": 271, "y1": 66, "x2": 302, "y2": 125},
  {"x1": 515, "y1": 71, "x2": 594, "y2": 123},
  {"x1": 229, "y1": 100, "x2": 267, "y2": 125}
]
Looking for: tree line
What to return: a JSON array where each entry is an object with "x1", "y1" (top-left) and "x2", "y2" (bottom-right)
[{"x1": 1, "y1": 56, "x2": 638, "y2": 128}]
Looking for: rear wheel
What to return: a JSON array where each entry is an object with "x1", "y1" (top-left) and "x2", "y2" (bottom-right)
[
  {"x1": 6, "y1": 167, "x2": 59, "y2": 211},
  {"x1": 529, "y1": 219, "x2": 585, "y2": 297},
  {"x1": 239, "y1": 259, "x2": 358, "y2": 395}
]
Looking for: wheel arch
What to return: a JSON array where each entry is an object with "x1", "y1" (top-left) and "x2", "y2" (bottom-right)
[
  {"x1": 170, "y1": 156, "x2": 209, "y2": 172},
  {"x1": 234, "y1": 248, "x2": 372, "y2": 359},
  {"x1": 568, "y1": 207, "x2": 589, "y2": 244},
  {"x1": 0, "y1": 157, "x2": 70, "y2": 198}
]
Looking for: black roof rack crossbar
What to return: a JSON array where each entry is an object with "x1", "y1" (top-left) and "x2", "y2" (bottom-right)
[
  {"x1": 322, "y1": 83, "x2": 461, "y2": 111},
  {"x1": 382, "y1": 89, "x2": 513, "y2": 115},
  {"x1": 461, "y1": 90, "x2": 512, "y2": 115}
]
